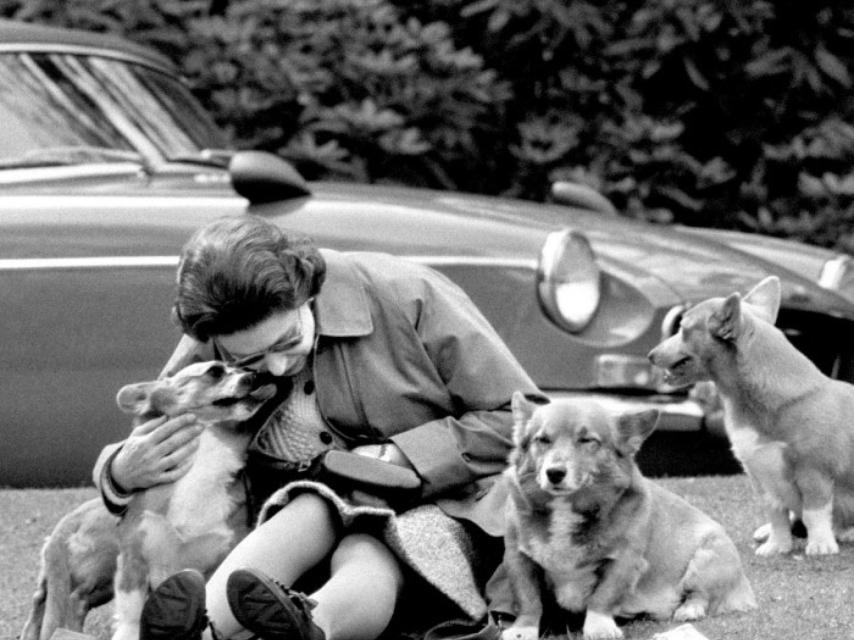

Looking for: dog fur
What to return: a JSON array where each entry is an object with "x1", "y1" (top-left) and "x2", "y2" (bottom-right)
[
  {"x1": 501, "y1": 393, "x2": 755, "y2": 640},
  {"x1": 648, "y1": 275, "x2": 854, "y2": 556},
  {"x1": 20, "y1": 361, "x2": 274, "y2": 640}
]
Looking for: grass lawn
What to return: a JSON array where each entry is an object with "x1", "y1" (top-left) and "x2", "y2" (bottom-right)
[{"x1": 3, "y1": 476, "x2": 854, "y2": 640}]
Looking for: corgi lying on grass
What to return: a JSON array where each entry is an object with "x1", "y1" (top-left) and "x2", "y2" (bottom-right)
[{"x1": 501, "y1": 393, "x2": 755, "y2": 640}]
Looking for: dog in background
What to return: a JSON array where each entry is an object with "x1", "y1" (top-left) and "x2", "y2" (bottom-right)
[
  {"x1": 21, "y1": 361, "x2": 275, "y2": 640},
  {"x1": 648, "y1": 276, "x2": 854, "y2": 556},
  {"x1": 501, "y1": 393, "x2": 755, "y2": 640}
]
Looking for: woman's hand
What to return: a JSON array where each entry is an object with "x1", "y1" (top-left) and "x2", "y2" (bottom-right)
[
  {"x1": 110, "y1": 414, "x2": 203, "y2": 492},
  {"x1": 351, "y1": 442, "x2": 413, "y2": 469}
]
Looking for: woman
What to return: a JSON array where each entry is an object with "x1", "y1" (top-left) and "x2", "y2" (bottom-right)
[{"x1": 93, "y1": 215, "x2": 543, "y2": 640}]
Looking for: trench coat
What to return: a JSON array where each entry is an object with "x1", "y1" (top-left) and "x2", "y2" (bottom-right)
[{"x1": 93, "y1": 249, "x2": 544, "y2": 537}]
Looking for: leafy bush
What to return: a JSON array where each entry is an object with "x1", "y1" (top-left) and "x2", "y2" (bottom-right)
[{"x1": 4, "y1": 0, "x2": 854, "y2": 250}]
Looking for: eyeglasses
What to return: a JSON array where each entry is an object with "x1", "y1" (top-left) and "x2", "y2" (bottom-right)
[{"x1": 214, "y1": 304, "x2": 311, "y2": 370}]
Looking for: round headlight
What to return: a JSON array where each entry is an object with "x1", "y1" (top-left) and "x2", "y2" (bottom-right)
[{"x1": 537, "y1": 229, "x2": 601, "y2": 333}]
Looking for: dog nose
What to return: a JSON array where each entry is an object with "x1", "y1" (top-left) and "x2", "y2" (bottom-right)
[
  {"x1": 546, "y1": 467, "x2": 566, "y2": 485},
  {"x1": 246, "y1": 371, "x2": 276, "y2": 387}
]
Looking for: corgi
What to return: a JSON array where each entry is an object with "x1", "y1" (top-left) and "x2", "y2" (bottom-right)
[
  {"x1": 501, "y1": 393, "x2": 755, "y2": 640},
  {"x1": 21, "y1": 361, "x2": 275, "y2": 640},
  {"x1": 648, "y1": 276, "x2": 854, "y2": 556}
]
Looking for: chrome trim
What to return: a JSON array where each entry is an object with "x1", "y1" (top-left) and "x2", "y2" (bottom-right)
[
  {"x1": 594, "y1": 353, "x2": 660, "y2": 389},
  {"x1": 0, "y1": 255, "x2": 535, "y2": 272},
  {"x1": 404, "y1": 255, "x2": 537, "y2": 269},
  {"x1": 545, "y1": 390, "x2": 705, "y2": 432},
  {"x1": 0, "y1": 43, "x2": 172, "y2": 73},
  {"x1": 818, "y1": 254, "x2": 852, "y2": 290},
  {"x1": 0, "y1": 256, "x2": 178, "y2": 271},
  {"x1": 0, "y1": 164, "x2": 145, "y2": 184},
  {"x1": 0, "y1": 195, "x2": 242, "y2": 208}
]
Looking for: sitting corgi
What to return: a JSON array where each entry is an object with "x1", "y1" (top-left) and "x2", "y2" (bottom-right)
[
  {"x1": 649, "y1": 276, "x2": 854, "y2": 556},
  {"x1": 21, "y1": 361, "x2": 275, "y2": 640},
  {"x1": 501, "y1": 393, "x2": 755, "y2": 640}
]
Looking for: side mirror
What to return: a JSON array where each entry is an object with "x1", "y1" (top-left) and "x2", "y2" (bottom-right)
[
  {"x1": 551, "y1": 181, "x2": 617, "y2": 216},
  {"x1": 229, "y1": 151, "x2": 311, "y2": 204}
]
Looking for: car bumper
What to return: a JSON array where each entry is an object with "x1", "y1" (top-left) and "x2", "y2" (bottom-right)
[{"x1": 545, "y1": 390, "x2": 708, "y2": 433}]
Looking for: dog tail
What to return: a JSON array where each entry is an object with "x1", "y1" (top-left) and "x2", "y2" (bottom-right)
[
  {"x1": 19, "y1": 533, "x2": 73, "y2": 640},
  {"x1": 39, "y1": 530, "x2": 80, "y2": 640},
  {"x1": 18, "y1": 537, "x2": 49, "y2": 640}
]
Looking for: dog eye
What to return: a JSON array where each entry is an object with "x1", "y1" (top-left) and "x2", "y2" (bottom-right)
[
  {"x1": 533, "y1": 433, "x2": 551, "y2": 445},
  {"x1": 206, "y1": 363, "x2": 226, "y2": 379},
  {"x1": 578, "y1": 436, "x2": 600, "y2": 449}
]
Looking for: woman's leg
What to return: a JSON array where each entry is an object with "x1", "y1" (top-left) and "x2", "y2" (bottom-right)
[
  {"x1": 310, "y1": 533, "x2": 405, "y2": 640},
  {"x1": 203, "y1": 493, "x2": 339, "y2": 639}
]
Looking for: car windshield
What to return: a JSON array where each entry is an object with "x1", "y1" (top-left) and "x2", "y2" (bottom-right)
[{"x1": 0, "y1": 51, "x2": 229, "y2": 169}]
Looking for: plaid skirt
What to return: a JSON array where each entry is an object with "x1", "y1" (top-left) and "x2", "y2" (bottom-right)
[{"x1": 257, "y1": 480, "x2": 491, "y2": 620}]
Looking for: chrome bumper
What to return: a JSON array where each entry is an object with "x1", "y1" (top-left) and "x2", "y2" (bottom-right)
[{"x1": 545, "y1": 390, "x2": 706, "y2": 433}]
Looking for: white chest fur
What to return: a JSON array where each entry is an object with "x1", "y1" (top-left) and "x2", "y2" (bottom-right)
[
  {"x1": 166, "y1": 427, "x2": 247, "y2": 539},
  {"x1": 723, "y1": 399, "x2": 784, "y2": 461},
  {"x1": 522, "y1": 500, "x2": 598, "y2": 612},
  {"x1": 723, "y1": 399, "x2": 792, "y2": 504}
]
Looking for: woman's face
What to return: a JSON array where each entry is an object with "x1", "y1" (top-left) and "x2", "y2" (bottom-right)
[{"x1": 214, "y1": 302, "x2": 315, "y2": 377}]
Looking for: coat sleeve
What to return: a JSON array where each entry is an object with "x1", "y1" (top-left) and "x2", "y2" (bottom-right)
[
  {"x1": 389, "y1": 272, "x2": 545, "y2": 499},
  {"x1": 91, "y1": 334, "x2": 214, "y2": 512}
]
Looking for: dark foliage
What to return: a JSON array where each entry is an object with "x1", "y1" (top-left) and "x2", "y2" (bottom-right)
[{"x1": 4, "y1": 0, "x2": 854, "y2": 250}]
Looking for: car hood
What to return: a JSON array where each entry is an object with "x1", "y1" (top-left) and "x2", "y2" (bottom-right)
[
  {"x1": 4, "y1": 166, "x2": 851, "y2": 318},
  {"x1": 300, "y1": 181, "x2": 854, "y2": 318}
]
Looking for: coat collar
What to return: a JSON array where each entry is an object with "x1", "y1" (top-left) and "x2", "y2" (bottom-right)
[{"x1": 313, "y1": 249, "x2": 373, "y2": 337}]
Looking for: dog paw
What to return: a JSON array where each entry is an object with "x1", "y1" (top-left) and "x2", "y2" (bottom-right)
[
  {"x1": 752, "y1": 522, "x2": 770, "y2": 543},
  {"x1": 755, "y1": 537, "x2": 792, "y2": 556},
  {"x1": 501, "y1": 626, "x2": 539, "y2": 640},
  {"x1": 753, "y1": 522, "x2": 771, "y2": 543},
  {"x1": 582, "y1": 611, "x2": 623, "y2": 640},
  {"x1": 673, "y1": 600, "x2": 708, "y2": 622},
  {"x1": 805, "y1": 536, "x2": 839, "y2": 555}
]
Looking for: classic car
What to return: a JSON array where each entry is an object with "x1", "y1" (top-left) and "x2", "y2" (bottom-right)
[{"x1": 2, "y1": 19, "x2": 854, "y2": 486}]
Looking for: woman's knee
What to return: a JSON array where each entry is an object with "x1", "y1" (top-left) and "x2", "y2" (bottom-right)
[
  {"x1": 265, "y1": 492, "x2": 338, "y2": 532},
  {"x1": 225, "y1": 493, "x2": 339, "y2": 574},
  {"x1": 330, "y1": 534, "x2": 403, "y2": 583}
]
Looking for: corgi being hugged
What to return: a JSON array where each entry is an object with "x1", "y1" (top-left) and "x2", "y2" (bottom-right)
[
  {"x1": 21, "y1": 361, "x2": 276, "y2": 640},
  {"x1": 501, "y1": 393, "x2": 755, "y2": 640}
]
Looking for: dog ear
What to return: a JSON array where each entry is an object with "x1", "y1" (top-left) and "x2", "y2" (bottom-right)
[
  {"x1": 615, "y1": 409, "x2": 659, "y2": 456},
  {"x1": 116, "y1": 382, "x2": 157, "y2": 415},
  {"x1": 743, "y1": 275, "x2": 781, "y2": 324},
  {"x1": 708, "y1": 293, "x2": 741, "y2": 341},
  {"x1": 511, "y1": 391, "x2": 539, "y2": 447}
]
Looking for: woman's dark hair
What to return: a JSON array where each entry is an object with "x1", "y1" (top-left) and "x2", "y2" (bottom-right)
[{"x1": 173, "y1": 215, "x2": 326, "y2": 341}]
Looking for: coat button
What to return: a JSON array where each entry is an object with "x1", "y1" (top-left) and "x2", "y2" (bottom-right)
[
  {"x1": 319, "y1": 431, "x2": 333, "y2": 445},
  {"x1": 304, "y1": 380, "x2": 315, "y2": 394}
]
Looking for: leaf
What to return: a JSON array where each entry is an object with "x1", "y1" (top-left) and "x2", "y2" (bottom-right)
[
  {"x1": 822, "y1": 172, "x2": 854, "y2": 196},
  {"x1": 798, "y1": 173, "x2": 827, "y2": 198},
  {"x1": 378, "y1": 127, "x2": 432, "y2": 155},
  {"x1": 683, "y1": 56, "x2": 709, "y2": 91},
  {"x1": 744, "y1": 48, "x2": 790, "y2": 78},
  {"x1": 815, "y1": 45, "x2": 851, "y2": 88},
  {"x1": 657, "y1": 185, "x2": 704, "y2": 212}
]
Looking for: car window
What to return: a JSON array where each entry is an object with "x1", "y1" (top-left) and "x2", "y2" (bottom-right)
[{"x1": 0, "y1": 52, "x2": 228, "y2": 168}]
